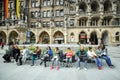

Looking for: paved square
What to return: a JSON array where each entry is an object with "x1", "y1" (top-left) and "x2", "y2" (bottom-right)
[{"x1": 0, "y1": 46, "x2": 120, "y2": 80}]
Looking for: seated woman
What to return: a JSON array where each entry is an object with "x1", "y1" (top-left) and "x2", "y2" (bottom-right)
[
  {"x1": 40, "y1": 46, "x2": 53, "y2": 67},
  {"x1": 76, "y1": 46, "x2": 88, "y2": 70},
  {"x1": 65, "y1": 47, "x2": 73, "y2": 67},
  {"x1": 50, "y1": 47, "x2": 62, "y2": 70},
  {"x1": 87, "y1": 47, "x2": 102, "y2": 70},
  {"x1": 31, "y1": 46, "x2": 41, "y2": 66},
  {"x1": 96, "y1": 45, "x2": 114, "y2": 68}
]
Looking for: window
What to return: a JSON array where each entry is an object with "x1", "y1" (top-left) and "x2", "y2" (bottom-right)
[
  {"x1": 47, "y1": 11, "x2": 50, "y2": 17},
  {"x1": 20, "y1": 1, "x2": 24, "y2": 7},
  {"x1": 56, "y1": 21, "x2": 63, "y2": 27},
  {"x1": 79, "y1": 19, "x2": 87, "y2": 26},
  {"x1": 60, "y1": 0, "x2": 63, "y2": 5},
  {"x1": 44, "y1": 0, "x2": 51, "y2": 6},
  {"x1": 8, "y1": 2, "x2": 13, "y2": 9},
  {"x1": 115, "y1": 32, "x2": 120, "y2": 41},
  {"x1": 70, "y1": 8, "x2": 74, "y2": 14},
  {"x1": 43, "y1": 22, "x2": 50, "y2": 27},
  {"x1": 56, "y1": 0, "x2": 59, "y2": 5},
  {"x1": 60, "y1": 10, "x2": 63, "y2": 16},
  {"x1": 43, "y1": 11, "x2": 47, "y2": 18},
  {"x1": 31, "y1": 0, "x2": 38, "y2": 8},
  {"x1": 70, "y1": 19, "x2": 74, "y2": 26},
  {"x1": 56, "y1": 10, "x2": 59, "y2": 17}
]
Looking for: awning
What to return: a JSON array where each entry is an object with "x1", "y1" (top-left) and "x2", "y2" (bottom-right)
[
  {"x1": 54, "y1": 38, "x2": 64, "y2": 40},
  {"x1": 80, "y1": 35, "x2": 86, "y2": 38}
]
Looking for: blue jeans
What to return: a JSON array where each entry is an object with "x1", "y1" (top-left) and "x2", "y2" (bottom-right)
[
  {"x1": 31, "y1": 54, "x2": 37, "y2": 65},
  {"x1": 92, "y1": 58, "x2": 102, "y2": 67},
  {"x1": 77, "y1": 58, "x2": 87, "y2": 68},
  {"x1": 102, "y1": 55, "x2": 112, "y2": 66}
]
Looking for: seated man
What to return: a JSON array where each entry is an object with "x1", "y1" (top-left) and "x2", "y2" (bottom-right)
[
  {"x1": 76, "y1": 46, "x2": 88, "y2": 70},
  {"x1": 87, "y1": 47, "x2": 102, "y2": 70},
  {"x1": 96, "y1": 45, "x2": 114, "y2": 68}
]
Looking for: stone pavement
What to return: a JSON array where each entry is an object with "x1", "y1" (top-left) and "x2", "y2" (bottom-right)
[{"x1": 0, "y1": 46, "x2": 120, "y2": 80}]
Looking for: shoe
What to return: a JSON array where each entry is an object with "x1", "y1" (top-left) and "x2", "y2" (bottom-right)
[
  {"x1": 109, "y1": 65, "x2": 115, "y2": 68},
  {"x1": 40, "y1": 62, "x2": 43, "y2": 65},
  {"x1": 31, "y1": 64, "x2": 34, "y2": 66},
  {"x1": 84, "y1": 68, "x2": 87, "y2": 71},
  {"x1": 77, "y1": 67, "x2": 80, "y2": 70},
  {"x1": 98, "y1": 66, "x2": 102, "y2": 70},
  {"x1": 56, "y1": 66, "x2": 59, "y2": 70},
  {"x1": 50, "y1": 66, "x2": 54, "y2": 70}
]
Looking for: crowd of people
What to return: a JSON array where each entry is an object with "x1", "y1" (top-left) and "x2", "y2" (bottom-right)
[{"x1": 2, "y1": 44, "x2": 115, "y2": 71}]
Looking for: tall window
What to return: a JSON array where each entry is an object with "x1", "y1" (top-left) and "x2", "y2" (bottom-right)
[
  {"x1": 44, "y1": 0, "x2": 51, "y2": 6},
  {"x1": 47, "y1": 11, "x2": 50, "y2": 17},
  {"x1": 31, "y1": 0, "x2": 39, "y2": 8},
  {"x1": 115, "y1": 32, "x2": 120, "y2": 41},
  {"x1": 70, "y1": 19, "x2": 74, "y2": 26},
  {"x1": 56, "y1": 10, "x2": 59, "y2": 17}
]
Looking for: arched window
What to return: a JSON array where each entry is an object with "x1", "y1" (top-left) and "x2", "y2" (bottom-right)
[{"x1": 115, "y1": 32, "x2": 119, "y2": 41}]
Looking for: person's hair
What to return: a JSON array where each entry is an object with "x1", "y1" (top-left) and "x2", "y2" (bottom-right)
[
  {"x1": 89, "y1": 47, "x2": 92, "y2": 50},
  {"x1": 67, "y1": 47, "x2": 71, "y2": 50},
  {"x1": 56, "y1": 47, "x2": 59, "y2": 50},
  {"x1": 48, "y1": 46, "x2": 51, "y2": 50}
]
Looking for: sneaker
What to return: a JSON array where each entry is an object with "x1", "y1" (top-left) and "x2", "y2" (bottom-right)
[
  {"x1": 77, "y1": 67, "x2": 80, "y2": 70},
  {"x1": 56, "y1": 66, "x2": 59, "y2": 70},
  {"x1": 84, "y1": 68, "x2": 87, "y2": 71},
  {"x1": 50, "y1": 66, "x2": 54, "y2": 70},
  {"x1": 98, "y1": 66, "x2": 102, "y2": 70}
]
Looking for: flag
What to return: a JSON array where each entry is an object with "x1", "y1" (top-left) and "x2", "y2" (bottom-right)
[
  {"x1": 4, "y1": 0, "x2": 8, "y2": 19},
  {"x1": 15, "y1": 0, "x2": 20, "y2": 19}
]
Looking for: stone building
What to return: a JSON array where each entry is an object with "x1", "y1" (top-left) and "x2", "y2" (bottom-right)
[{"x1": 0, "y1": 0, "x2": 120, "y2": 45}]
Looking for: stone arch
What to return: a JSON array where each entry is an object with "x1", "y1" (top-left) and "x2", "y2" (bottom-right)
[
  {"x1": 39, "y1": 31, "x2": 50, "y2": 44},
  {"x1": 89, "y1": 30, "x2": 98, "y2": 45},
  {"x1": 0, "y1": 31, "x2": 7, "y2": 43},
  {"x1": 30, "y1": 31, "x2": 36, "y2": 43},
  {"x1": 91, "y1": 0, "x2": 100, "y2": 12},
  {"x1": 79, "y1": 31, "x2": 87, "y2": 44},
  {"x1": 101, "y1": 30, "x2": 109, "y2": 45},
  {"x1": 53, "y1": 31, "x2": 64, "y2": 44},
  {"x1": 8, "y1": 30, "x2": 19, "y2": 44},
  {"x1": 103, "y1": 0, "x2": 112, "y2": 12},
  {"x1": 70, "y1": 32, "x2": 75, "y2": 42},
  {"x1": 79, "y1": 1, "x2": 87, "y2": 12}
]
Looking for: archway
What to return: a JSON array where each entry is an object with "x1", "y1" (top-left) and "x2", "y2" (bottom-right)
[
  {"x1": 9, "y1": 31, "x2": 19, "y2": 44},
  {"x1": 103, "y1": 0, "x2": 112, "y2": 12},
  {"x1": 91, "y1": 1, "x2": 99, "y2": 12},
  {"x1": 39, "y1": 31, "x2": 50, "y2": 44},
  {"x1": 70, "y1": 32, "x2": 75, "y2": 42},
  {"x1": 90, "y1": 31, "x2": 98, "y2": 45},
  {"x1": 0, "y1": 31, "x2": 6, "y2": 44},
  {"x1": 30, "y1": 31, "x2": 36, "y2": 43},
  {"x1": 102, "y1": 31, "x2": 108, "y2": 45},
  {"x1": 79, "y1": 1, "x2": 87, "y2": 12},
  {"x1": 53, "y1": 31, "x2": 64, "y2": 44},
  {"x1": 79, "y1": 31, "x2": 87, "y2": 44}
]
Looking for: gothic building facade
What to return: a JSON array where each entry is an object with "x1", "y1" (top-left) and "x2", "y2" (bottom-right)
[{"x1": 0, "y1": 0, "x2": 120, "y2": 45}]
